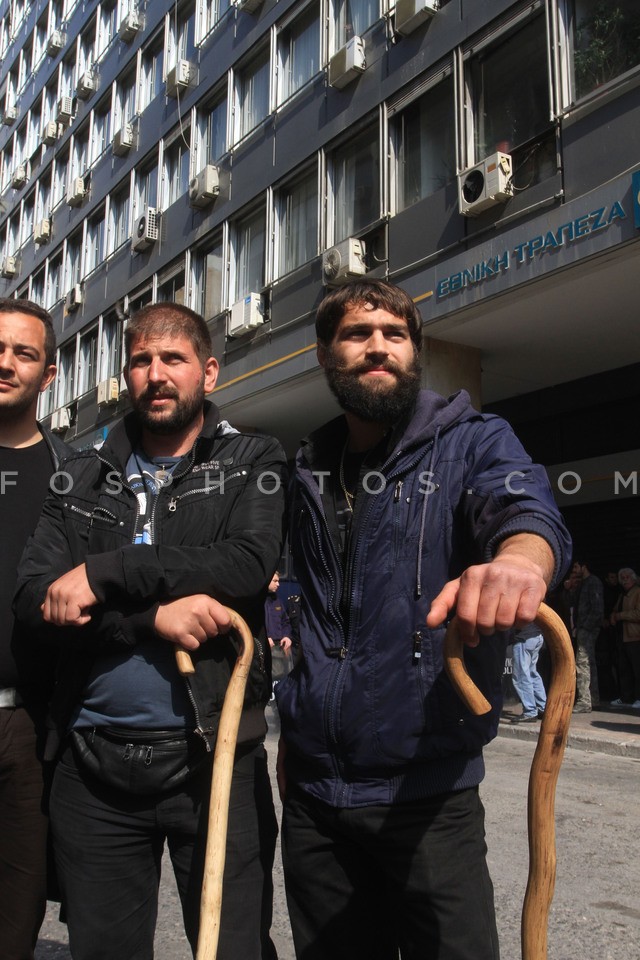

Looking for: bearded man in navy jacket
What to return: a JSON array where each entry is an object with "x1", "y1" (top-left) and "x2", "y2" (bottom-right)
[{"x1": 276, "y1": 279, "x2": 571, "y2": 960}]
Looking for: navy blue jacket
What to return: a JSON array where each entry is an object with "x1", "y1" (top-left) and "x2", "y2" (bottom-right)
[{"x1": 276, "y1": 390, "x2": 571, "y2": 808}]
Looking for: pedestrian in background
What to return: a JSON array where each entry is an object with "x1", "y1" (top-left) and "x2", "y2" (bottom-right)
[{"x1": 510, "y1": 623, "x2": 547, "y2": 723}]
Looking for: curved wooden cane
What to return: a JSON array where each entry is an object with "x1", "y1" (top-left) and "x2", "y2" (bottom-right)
[
  {"x1": 175, "y1": 609, "x2": 254, "y2": 960},
  {"x1": 444, "y1": 602, "x2": 575, "y2": 960}
]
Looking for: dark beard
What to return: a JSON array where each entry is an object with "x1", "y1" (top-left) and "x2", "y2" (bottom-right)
[
  {"x1": 323, "y1": 349, "x2": 421, "y2": 423},
  {"x1": 131, "y1": 385, "x2": 205, "y2": 435}
]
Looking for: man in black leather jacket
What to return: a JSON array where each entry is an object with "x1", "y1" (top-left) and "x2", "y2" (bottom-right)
[{"x1": 15, "y1": 302, "x2": 287, "y2": 960}]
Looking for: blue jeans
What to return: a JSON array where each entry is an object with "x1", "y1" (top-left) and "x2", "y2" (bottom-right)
[
  {"x1": 282, "y1": 786, "x2": 499, "y2": 960},
  {"x1": 512, "y1": 634, "x2": 547, "y2": 717},
  {"x1": 50, "y1": 739, "x2": 278, "y2": 960}
]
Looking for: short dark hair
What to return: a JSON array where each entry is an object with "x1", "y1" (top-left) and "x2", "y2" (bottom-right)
[
  {"x1": 315, "y1": 280, "x2": 423, "y2": 352},
  {"x1": 124, "y1": 302, "x2": 213, "y2": 366},
  {"x1": 0, "y1": 297, "x2": 56, "y2": 368}
]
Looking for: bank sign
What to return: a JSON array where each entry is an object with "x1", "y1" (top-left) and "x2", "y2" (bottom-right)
[{"x1": 437, "y1": 200, "x2": 628, "y2": 299}]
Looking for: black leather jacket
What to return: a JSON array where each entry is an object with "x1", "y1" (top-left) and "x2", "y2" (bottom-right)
[{"x1": 15, "y1": 402, "x2": 287, "y2": 752}]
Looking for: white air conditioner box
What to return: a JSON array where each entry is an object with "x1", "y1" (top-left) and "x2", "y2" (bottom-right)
[
  {"x1": 97, "y1": 377, "x2": 120, "y2": 406},
  {"x1": 65, "y1": 284, "x2": 83, "y2": 310},
  {"x1": 119, "y1": 10, "x2": 141, "y2": 42},
  {"x1": 229, "y1": 294, "x2": 263, "y2": 336},
  {"x1": 34, "y1": 218, "x2": 51, "y2": 244},
  {"x1": 188, "y1": 165, "x2": 220, "y2": 208},
  {"x1": 66, "y1": 177, "x2": 86, "y2": 206},
  {"x1": 76, "y1": 71, "x2": 95, "y2": 99},
  {"x1": 11, "y1": 164, "x2": 27, "y2": 188},
  {"x1": 235, "y1": 0, "x2": 263, "y2": 12},
  {"x1": 166, "y1": 60, "x2": 194, "y2": 98},
  {"x1": 56, "y1": 96, "x2": 74, "y2": 123},
  {"x1": 458, "y1": 152, "x2": 513, "y2": 217},
  {"x1": 322, "y1": 238, "x2": 367, "y2": 285},
  {"x1": 51, "y1": 407, "x2": 70, "y2": 432},
  {"x1": 1, "y1": 255, "x2": 17, "y2": 278},
  {"x1": 2, "y1": 105, "x2": 18, "y2": 125},
  {"x1": 42, "y1": 120, "x2": 60, "y2": 145},
  {"x1": 112, "y1": 123, "x2": 134, "y2": 156},
  {"x1": 329, "y1": 37, "x2": 366, "y2": 89},
  {"x1": 132, "y1": 206, "x2": 159, "y2": 251},
  {"x1": 47, "y1": 30, "x2": 66, "y2": 56},
  {"x1": 394, "y1": 0, "x2": 438, "y2": 36}
]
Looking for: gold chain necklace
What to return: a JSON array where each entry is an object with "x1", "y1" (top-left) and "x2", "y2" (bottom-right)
[{"x1": 339, "y1": 440, "x2": 355, "y2": 513}]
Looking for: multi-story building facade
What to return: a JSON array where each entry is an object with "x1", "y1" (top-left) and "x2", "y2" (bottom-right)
[{"x1": 1, "y1": 0, "x2": 639, "y2": 565}]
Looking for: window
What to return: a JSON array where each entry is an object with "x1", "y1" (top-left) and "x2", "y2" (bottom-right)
[
  {"x1": 21, "y1": 192, "x2": 35, "y2": 246},
  {"x1": 197, "y1": 234, "x2": 224, "y2": 319},
  {"x1": 102, "y1": 311, "x2": 124, "y2": 378},
  {"x1": 86, "y1": 205, "x2": 106, "y2": 273},
  {"x1": 233, "y1": 206, "x2": 266, "y2": 301},
  {"x1": 53, "y1": 147, "x2": 69, "y2": 206},
  {"x1": 115, "y1": 69, "x2": 137, "y2": 133},
  {"x1": 157, "y1": 262, "x2": 186, "y2": 303},
  {"x1": 571, "y1": 0, "x2": 640, "y2": 100},
  {"x1": 196, "y1": 90, "x2": 227, "y2": 168},
  {"x1": 91, "y1": 97, "x2": 112, "y2": 162},
  {"x1": 162, "y1": 129, "x2": 190, "y2": 208},
  {"x1": 71, "y1": 125, "x2": 90, "y2": 181},
  {"x1": 334, "y1": 0, "x2": 378, "y2": 48},
  {"x1": 46, "y1": 253, "x2": 64, "y2": 309},
  {"x1": 467, "y1": 13, "x2": 550, "y2": 162},
  {"x1": 97, "y1": 0, "x2": 117, "y2": 60},
  {"x1": 35, "y1": 170, "x2": 52, "y2": 222},
  {"x1": 78, "y1": 20, "x2": 97, "y2": 77},
  {"x1": 57, "y1": 341, "x2": 76, "y2": 406},
  {"x1": 393, "y1": 75, "x2": 455, "y2": 212},
  {"x1": 278, "y1": 3, "x2": 321, "y2": 104},
  {"x1": 140, "y1": 34, "x2": 165, "y2": 109},
  {"x1": 235, "y1": 47, "x2": 270, "y2": 142},
  {"x1": 199, "y1": 0, "x2": 232, "y2": 40},
  {"x1": 134, "y1": 159, "x2": 159, "y2": 222},
  {"x1": 330, "y1": 125, "x2": 379, "y2": 242},
  {"x1": 78, "y1": 326, "x2": 99, "y2": 394},
  {"x1": 64, "y1": 230, "x2": 83, "y2": 291},
  {"x1": 30, "y1": 267, "x2": 46, "y2": 307},
  {"x1": 276, "y1": 168, "x2": 318, "y2": 276},
  {"x1": 167, "y1": 0, "x2": 196, "y2": 69},
  {"x1": 108, "y1": 184, "x2": 130, "y2": 252}
]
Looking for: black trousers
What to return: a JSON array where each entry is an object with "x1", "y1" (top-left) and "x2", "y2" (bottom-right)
[
  {"x1": 50, "y1": 740, "x2": 278, "y2": 960},
  {"x1": 0, "y1": 704, "x2": 49, "y2": 960},
  {"x1": 282, "y1": 786, "x2": 499, "y2": 960}
]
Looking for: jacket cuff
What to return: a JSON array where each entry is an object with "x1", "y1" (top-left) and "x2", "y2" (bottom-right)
[
  {"x1": 85, "y1": 550, "x2": 127, "y2": 602},
  {"x1": 485, "y1": 516, "x2": 565, "y2": 588}
]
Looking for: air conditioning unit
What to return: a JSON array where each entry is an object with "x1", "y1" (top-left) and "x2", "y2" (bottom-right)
[
  {"x1": 458, "y1": 152, "x2": 513, "y2": 217},
  {"x1": 42, "y1": 120, "x2": 60, "y2": 145},
  {"x1": 119, "y1": 9, "x2": 141, "y2": 42},
  {"x1": 2, "y1": 105, "x2": 18, "y2": 125},
  {"x1": 66, "y1": 177, "x2": 86, "y2": 206},
  {"x1": 11, "y1": 164, "x2": 27, "y2": 188},
  {"x1": 96, "y1": 377, "x2": 120, "y2": 406},
  {"x1": 132, "y1": 205, "x2": 159, "y2": 252},
  {"x1": 34, "y1": 218, "x2": 51, "y2": 244},
  {"x1": 322, "y1": 238, "x2": 367, "y2": 285},
  {"x1": 51, "y1": 407, "x2": 70, "y2": 433},
  {"x1": 112, "y1": 123, "x2": 134, "y2": 156},
  {"x1": 65, "y1": 284, "x2": 83, "y2": 310},
  {"x1": 229, "y1": 293, "x2": 263, "y2": 337},
  {"x1": 188, "y1": 165, "x2": 220, "y2": 208},
  {"x1": 235, "y1": 0, "x2": 263, "y2": 12},
  {"x1": 76, "y1": 71, "x2": 95, "y2": 100},
  {"x1": 56, "y1": 96, "x2": 75, "y2": 124},
  {"x1": 166, "y1": 59, "x2": 194, "y2": 98},
  {"x1": 1, "y1": 256, "x2": 17, "y2": 278},
  {"x1": 329, "y1": 36, "x2": 366, "y2": 89},
  {"x1": 394, "y1": 0, "x2": 438, "y2": 36},
  {"x1": 47, "y1": 30, "x2": 66, "y2": 56}
]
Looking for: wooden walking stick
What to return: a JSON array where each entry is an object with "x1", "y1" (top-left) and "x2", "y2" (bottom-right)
[
  {"x1": 175, "y1": 608, "x2": 254, "y2": 960},
  {"x1": 444, "y1": 602, "x2": 575, "y2": 960}
]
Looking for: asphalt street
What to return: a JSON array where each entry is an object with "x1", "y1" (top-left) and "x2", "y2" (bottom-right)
[{"x1": 37, "y1": 705, "x2": 640, "y2": 959}]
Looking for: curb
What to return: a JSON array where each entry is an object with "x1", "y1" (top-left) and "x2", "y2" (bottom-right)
[{"x1": 497, "y1": 719, "x2": 640, "y2": 760}]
